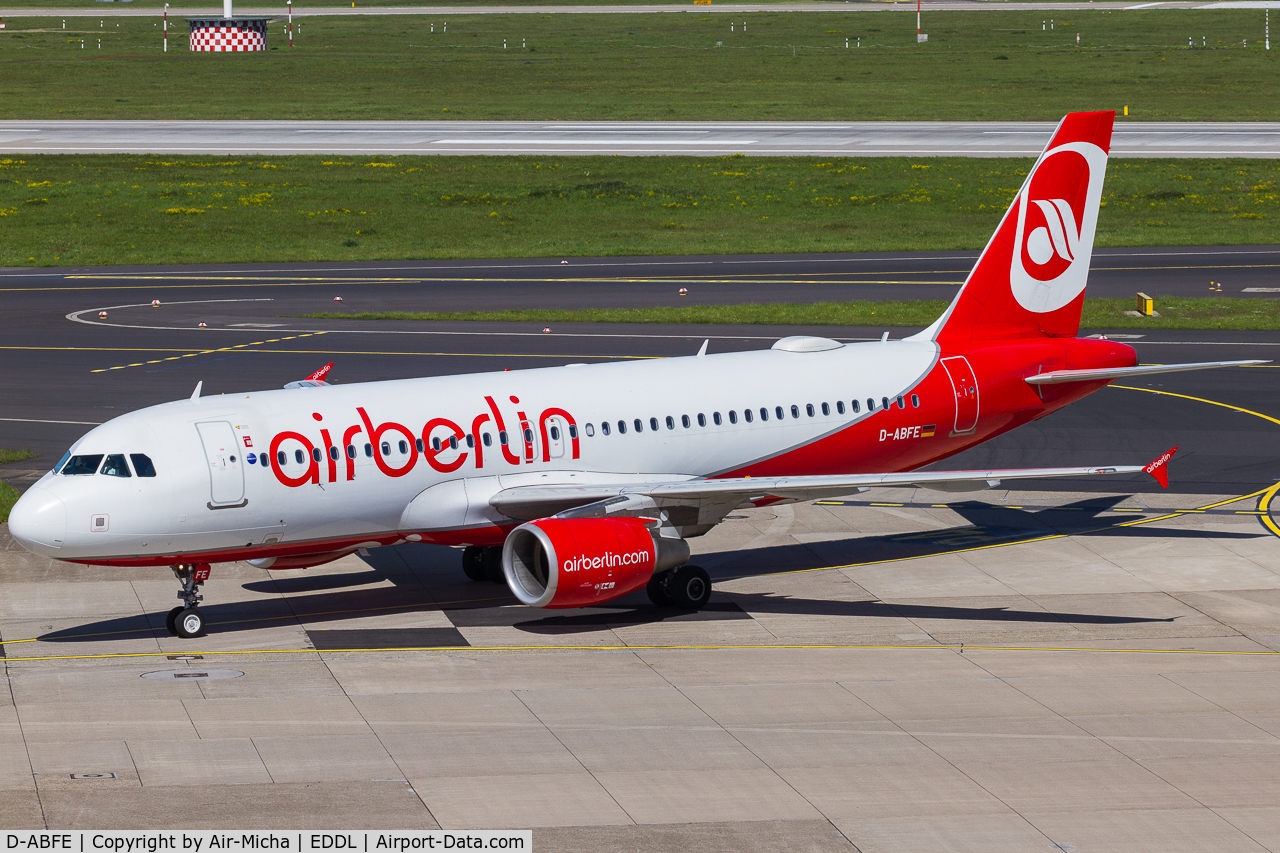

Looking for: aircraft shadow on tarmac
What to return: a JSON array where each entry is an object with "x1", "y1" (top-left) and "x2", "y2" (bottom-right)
[{"x1": 33, "y1": 496, "x2": 1256, "y2": 644}]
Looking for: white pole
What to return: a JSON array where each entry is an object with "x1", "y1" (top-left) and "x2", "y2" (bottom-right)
[
  {"x1": 224, "y1": 0, "x2": 233, "y2": 18},
  {"x1": 163, "y1": 3, "x2": 167, "y2": 51}
]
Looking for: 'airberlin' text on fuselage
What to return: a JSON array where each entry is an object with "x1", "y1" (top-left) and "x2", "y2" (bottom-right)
[{"x1": 267, "y1": 397, "x2": 580, "y2": 489}]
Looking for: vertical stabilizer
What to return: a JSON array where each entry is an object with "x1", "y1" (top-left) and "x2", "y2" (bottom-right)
[{"x1": 919, "y1": 111, "x2": 1115, "y2": 347}]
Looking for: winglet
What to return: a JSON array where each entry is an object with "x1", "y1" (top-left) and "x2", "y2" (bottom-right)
[
  {"x1": 697, "y1": 340, "x2": 709, "y2": 358},
  {"x1": 1143, "y1": 447, "x2": 1178, "y2": 488},
  {"x1": 190, "y1": 381, "x2": 202, "y2": 402},
  {"x1": 306, "y1": 362, "x2": 334, "y2": 382}
]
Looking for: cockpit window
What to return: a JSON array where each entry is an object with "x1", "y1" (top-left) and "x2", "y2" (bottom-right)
[
  {"x1": 100, "y1": 454, "x2": 131, "y2": 478},
  {"x1": 130, "y1": 453, "x2": 157, "y2": 477},
  {"x1": 62, "y1": 454, "x2": 103, "y2": 476},
  {"x1": 53, "y1": 450, "x2": 71, "y2": 474}
]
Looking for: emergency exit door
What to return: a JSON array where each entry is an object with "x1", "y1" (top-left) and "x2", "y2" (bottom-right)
[
  {"x1": 941, "y1": 356, "x2": 979, "y2": 435},
  {"x1": 196, "y1": 421, "x2": 246, "y2": 507}
]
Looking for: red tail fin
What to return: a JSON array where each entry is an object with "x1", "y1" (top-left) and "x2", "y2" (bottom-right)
[{"x1": 925, "y1": 111, "x2": 1114, "y2": 347}]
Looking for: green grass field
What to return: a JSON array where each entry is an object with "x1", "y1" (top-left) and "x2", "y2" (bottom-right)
[
  {"x1": 1, "y1": 10, "x2": 1276, "y2": 120},
  {"x1": 303, "y1": 298, "x2": 1280, "y2": 330},
  {"x1": 2, "y1": 154, "x2": 1277, "y2": 267}
]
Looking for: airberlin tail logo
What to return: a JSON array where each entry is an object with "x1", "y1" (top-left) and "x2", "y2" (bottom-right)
[{"x1": 1010, "y1": 141, "x2": 1108, "y2": 315}]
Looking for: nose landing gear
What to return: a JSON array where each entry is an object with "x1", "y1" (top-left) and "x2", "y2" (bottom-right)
[{"x1": 166, "y1": 563, "x2": 210, "y2": 638}]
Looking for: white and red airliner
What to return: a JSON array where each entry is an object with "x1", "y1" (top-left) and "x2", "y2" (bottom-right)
[{"x1": 8, "y1": 111, "x2": 1262, "y2": 638}]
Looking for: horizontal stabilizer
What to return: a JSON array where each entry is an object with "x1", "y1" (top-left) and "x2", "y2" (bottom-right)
[{"x1": 1026, "y1": 360, "x2": 1266, "y2": 386}]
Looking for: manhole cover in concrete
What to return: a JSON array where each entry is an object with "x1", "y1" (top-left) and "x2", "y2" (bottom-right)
[{"x1": 141, "y1": 669, "x2": 244, "y2": 680}]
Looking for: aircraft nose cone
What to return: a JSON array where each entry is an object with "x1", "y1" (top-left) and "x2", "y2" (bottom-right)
[{"x1": 7, "y1": 485, "x2": 67, "y2": 554}]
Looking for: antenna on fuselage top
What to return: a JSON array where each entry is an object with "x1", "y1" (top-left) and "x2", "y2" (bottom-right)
[
  {"x1": 191, "y1": 381, "x2": 202, "y2": 402},
  {"x1": 697, "y1": 340, "x2": 709, "y2": 358}
]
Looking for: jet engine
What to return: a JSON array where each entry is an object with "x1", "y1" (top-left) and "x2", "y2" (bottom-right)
[{"x1": 503, "y1": 516, "x2": 690, "y2": 609}]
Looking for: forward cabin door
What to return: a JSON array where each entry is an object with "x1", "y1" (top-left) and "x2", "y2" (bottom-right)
[
  {"x1": 196, "y1": 421, "x2": 246, "y2": 507},
  {"x1": 941, "y1": 356, "x2": 979, "y2": 435}
]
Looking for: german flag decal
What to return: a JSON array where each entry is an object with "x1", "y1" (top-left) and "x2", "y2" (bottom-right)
[{"x1": 921, "y1": 425, "x2": 937, "y2": 437}]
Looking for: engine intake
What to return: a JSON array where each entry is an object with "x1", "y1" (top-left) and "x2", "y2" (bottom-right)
[{"x1": 503, "y1": 517, "x2": 690, "y2": 608}]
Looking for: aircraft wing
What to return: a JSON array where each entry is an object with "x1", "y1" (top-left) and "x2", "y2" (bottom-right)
[
  {"x1": 489, "y1": 463, "x2": 1147, "y2": 521},
  {"x1": 1026, "y1": 360, "x2": 1265, "y2": 385}
]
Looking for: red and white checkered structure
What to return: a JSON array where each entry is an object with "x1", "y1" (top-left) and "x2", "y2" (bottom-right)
[{"x1": 186, "y1": 18, "x2": 268, "y2": 52}]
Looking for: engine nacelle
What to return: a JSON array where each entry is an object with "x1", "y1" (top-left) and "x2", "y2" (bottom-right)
[{"x1": 503, "y1": 517, "x2": 690, "y2": 609}]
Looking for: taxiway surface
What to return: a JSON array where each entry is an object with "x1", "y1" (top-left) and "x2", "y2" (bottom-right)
[
  {"x1": 1, "y1": 251, "x2": 1279, "y2": 846},
  {"x1": 4, "y1": 120, "x2": 1279, "y2": 157}
]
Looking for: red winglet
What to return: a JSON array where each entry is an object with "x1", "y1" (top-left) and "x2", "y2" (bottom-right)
[
  {"x1": 306, "y1": 362, "x2": 334, "y2": 382},
  {"x1": 1143, "y1": 447, "x2": 1178, "y2": 489}
]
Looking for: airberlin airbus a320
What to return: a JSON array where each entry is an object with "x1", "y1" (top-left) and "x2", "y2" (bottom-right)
[{"x1": 8, "y1": 111, "x2": 1264, "y2": 638}]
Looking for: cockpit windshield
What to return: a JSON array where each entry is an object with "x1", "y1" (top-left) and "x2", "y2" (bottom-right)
[
  {"x1": 57, "y1": 452, "x2": 157, "y2": 477},
  {"x1": 62, "y1": 454, "x2": 103, "y2": 476}
]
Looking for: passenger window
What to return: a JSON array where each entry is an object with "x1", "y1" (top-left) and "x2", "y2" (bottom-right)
[
  {"x1": 346, "y1": 445, "x2": 356, "y2": 459},
  {"x1": 713, "y1": 412, "x2": 723, "y2": 426},
  {"x1": 381, "y1": 441, "x2": 391, "y2": 456},
  {"x1": 602, "y1": 422, "x2": 611, "y2": 436},
  {"x1": 697, "y1": 414, "x2": 706, "y2": 427},
  {"x1": 550, "y1": 426, "x2": 560, "y2": 440},
  {"x1": 432, "y1": 437, "x2": 442, "y2": 452},
  {"x1": 277, "y1": 451, "x2": 287, "y2": 466},
  {"x1": 312, "y1": 447, "x2": 322, "y2": 462},
  {"x1": 851, "y1": 400, "x2": 860, "y2": 413},
  {"x1": 729, "y1": 410, "x2": 738, "y2": 424},
  {"x1": 101, "y1": 454, "x2": 131, "y2": 478},
  {"x1": 569, "y1": 424, "x2": 578, "y2": 439},
  {"x1": 524, "y1": 428, "x2": 533, "y2": 443},
  {"x1": 883, "y1": 397, "x2": 890, "y2": 411},
  {"x1": 328, "y1": 446, "x2": 339, "y2": 461},
  {"x1": 836, "y1": 401, "x2": 845, "y2": 415},
  {"x1": 790, "y1": 405, "x2": 799, "y2": 418},
  {"x1": 761, "y1": 408, "x2": 770, "y2": 422},
  {"x1": 466, "y1": 434, "x2": 476, "y2": 448},
  {"x1": 681, "y1": 415, "x2": 690, "y2": 428},
  {"x1": 364, "y1": 443, "x2": 373, "y2": 457},
  {"x1": 398, "y1": 440, "x2": 409, "y2": 455},
  {"x1": 584, "y1": 424, "x2": 594, "y2": 437},
  {"x1": 820, "y1": 403, "x2": 828, "y2": 416},
  {"x1": 483, "y1": 433, "x2": 492, "y2": 446},
  {"x1": 897, "y1": 395, "x2": 906, "y2": 409},
  {"x1": 130, "y1": 453, "x2": 157, "y2": 477},
  {"x1": 867, "y1": 399, "x2": 875, "y2": 412},
  {"x1": 415, "y1": 438, "x2": 424, "y2": 453},
  {"x1": 259, "y1": 454, "x2": 269, "y2": 468},
  {"x1": 912, "y1": 394, "x2": 920, "y2": 408},
  {"x1": 618, "y1": 421, "x2": 628, "y2": 435},
  {"x1": 665, "y1": 416, "x2": 674, "y2": 431},
  {"x1": 62, "y1": 454, "x2": 103, "y2": 476},
  {"x1": 499, "y1": 431, "x2": 509, "y2": 445},
  {"x1": 807, "y1": 404, "x2": 815, "y2": 417},
  {"x1": 634, "y1": 419, "x2": 643, "y2": 433},
  {"x1": 295, "y1": 449, "x2": 305, "y2": 464},
  {"x1": 744, "y1": 408, "x2": 753, "y2": 423},
  {"x1": 449, "y1": 436, "x2": 458, "y2": 450},
  {"x1": 650, "y1": 417, "x2": 659, "y2": 431},
  {"x1": 777, "y1": 406, "x2": 786, "y2": 420}
]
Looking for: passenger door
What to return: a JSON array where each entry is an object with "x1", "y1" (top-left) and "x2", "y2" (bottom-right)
[
  {"x1": 941, "y1": 356, "x2": 979, "y2": 435},
  {"x1": 196, "y1": 421, "x2": 246, "y2": 507}
]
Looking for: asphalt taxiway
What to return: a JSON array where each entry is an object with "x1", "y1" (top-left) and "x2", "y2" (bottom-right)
[
  {"x1": 1, "y1": 250, "x2": 1279, "y2": 845},
  {"x1": 4, "y1": 120, "x2": 1280, "y2": 157}
]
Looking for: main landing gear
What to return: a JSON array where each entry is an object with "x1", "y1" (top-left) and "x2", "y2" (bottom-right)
[
  {"x1": 647, "y1": 564, "x2": 712, "y2": 611},
  {"x1": 461, "y1": 546, "x2": 506, "y2": 584},
  {"x1": 166, "y1": 563, "x2": 210, "y2": 638}
]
